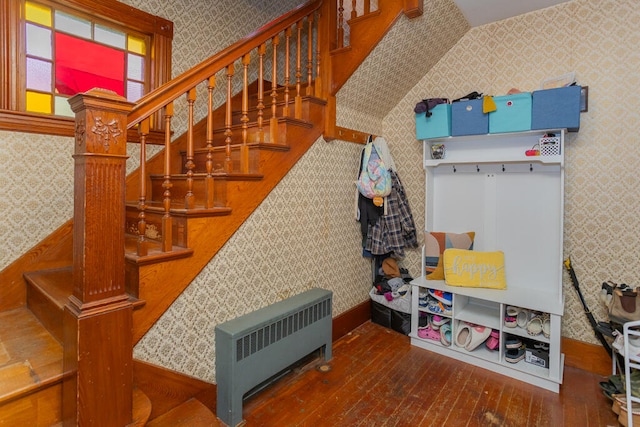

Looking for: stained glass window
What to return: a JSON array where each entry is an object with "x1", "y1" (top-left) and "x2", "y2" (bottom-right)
[{"x1": 24, "y1": 1, "x2": 149, "y2": 117}]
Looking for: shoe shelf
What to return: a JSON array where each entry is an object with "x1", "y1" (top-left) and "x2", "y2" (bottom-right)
[
  {"x1": 411, "y1": 128, "x2": 566, "y2": 393},
  {"x1": 622, "y1": 320, "x2": 640, "y2": 426},
  {"x1": 454, "y1": 296, "x2": 500, "y2": 331}
]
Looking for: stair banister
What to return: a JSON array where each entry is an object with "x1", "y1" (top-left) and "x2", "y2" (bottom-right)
[{"x1": 127, "y1": 0, "x2": 323, "y2": 130}]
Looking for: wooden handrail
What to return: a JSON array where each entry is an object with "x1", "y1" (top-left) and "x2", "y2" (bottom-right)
[{"x1": 128, "y1": 0, "x2": 322, "y2": 128}]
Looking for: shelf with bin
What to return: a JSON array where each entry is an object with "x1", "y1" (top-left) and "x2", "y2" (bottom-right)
[
  {"x1": 423, "y1": 129, "x2": 565, "y2": 168},
  {"x1": 411, "y1": 126, "x2": 566, "y2": 393}
]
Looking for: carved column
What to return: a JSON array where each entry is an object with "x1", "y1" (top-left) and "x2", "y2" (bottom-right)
[{"x1": 63, "y1": 89, "x2": 134, "y2": 426}]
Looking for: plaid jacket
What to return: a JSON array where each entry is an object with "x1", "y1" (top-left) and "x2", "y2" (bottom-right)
[{"x1": 365, "y1": 170, "x2": 418, "y2": 258}]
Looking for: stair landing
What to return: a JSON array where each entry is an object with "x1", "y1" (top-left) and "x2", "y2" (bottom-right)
[{"x1": 0, "y1": 307, "x2": 63, "y2": 425}]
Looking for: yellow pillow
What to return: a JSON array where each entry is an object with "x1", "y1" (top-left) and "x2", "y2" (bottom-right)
[{"x1": 443, "y1": 249, "x2": 506, "y2": 289}]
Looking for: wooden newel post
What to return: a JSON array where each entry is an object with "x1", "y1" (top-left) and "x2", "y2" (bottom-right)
[{"x1": 63, "y1": 88, "x2": 134, "y2": 426}]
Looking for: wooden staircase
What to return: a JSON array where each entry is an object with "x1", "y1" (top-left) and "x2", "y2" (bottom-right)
[{"x1": 0, "y1": 0, "x2": 423, "y2": 425}]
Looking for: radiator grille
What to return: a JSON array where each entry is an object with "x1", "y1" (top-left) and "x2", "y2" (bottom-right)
[{"x1": 235, "y1": 298, "x2": 331, "y2": 362}]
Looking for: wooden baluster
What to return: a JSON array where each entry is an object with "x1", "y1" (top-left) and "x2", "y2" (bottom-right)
[
  {"x1": 225, "y1": 64, "x2": 235, "y2": 172},
  {"x1": 337, "y1": 0, "x2": 344, "y2": 49},
  {"x1": 240, "y1": 53, "x2": 250, "y2": 174},
  {"x1": 294, "y1": 20, "x2": 303, "y2": 119},
  {"x1": 184, "y1": 88, "x2": 196, "y2": 209},
  {"x1": 306, "y1": 14, "x2": 314, "y2": 96},
  {"x1": 270, "y1": 36, "x2": 279, "y2": 145},
  {"x1": 283, "y1": 27, "x2": 292, "y2": 117},
  {"x1": 257, "y1": 44, "x2": 266, "y2": 143},
  {"x1": 162, "y1": 103, "x2": 173, "y2": 252},
  {"x1": 351, "y1": 0, "x2": 357, "y2": 20},
  {"x1": 137, "y1": 118, "x2": 150, "y2": 257},
  {"x1": 365, "y1": 0, "x2": 370, "y2": 14},
  {"x1": 315, "y1": 12, "x2": 322, "y2": 98},
  {"x1": 205, "y1": 76, "x2": 216, "y2": 208}
]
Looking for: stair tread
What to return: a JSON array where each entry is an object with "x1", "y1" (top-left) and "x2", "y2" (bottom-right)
[
  {"x1": 146, "y1": 398, "x2": 220, "y2": 426},
  {"x1": 24, "y1": 266, "x2": 72, "y2": 310},
  {"x1": 0, "y1": 308, "x2": 62, "y2": 403}
]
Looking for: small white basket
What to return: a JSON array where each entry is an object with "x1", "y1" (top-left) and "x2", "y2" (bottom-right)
[{"x1": 539, "y1": 137, "x2": 560, "y2": 156}]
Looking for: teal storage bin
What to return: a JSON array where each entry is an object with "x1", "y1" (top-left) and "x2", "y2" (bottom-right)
[
  {"x1": 531, "y1": 86, "x2": 581, "y2": 132},
  {"x1": 489, "y1": 92, "x2": 532, "y2": 133},
  {"x1": 415, "y1": 104, "x2": 451, "y2": 139}
]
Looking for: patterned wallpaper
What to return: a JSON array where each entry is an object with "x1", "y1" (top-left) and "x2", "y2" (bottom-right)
[
  {"x1": 2, "y1": 0, "x2": 635, "y2": 385},
  {"x1": 383, "y1": 0, "x2": 640, "y2": 344}
]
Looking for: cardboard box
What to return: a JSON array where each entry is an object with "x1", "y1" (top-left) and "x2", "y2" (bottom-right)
[
  {"x1": 416, "y1": 104, "x2": 452, "y2": 139},
  {"x1": 451, "y1": 99, "x2": 489, "y2": 136},
  {"x1": 531, "y1": 86, "x2": 581, "y2": 132},
  {"x1": 489, "y1": 92, "x2": 532, "y2": 134},
  {"x1": 525, "y1": 346, "x2": 549, "y2": 368}
]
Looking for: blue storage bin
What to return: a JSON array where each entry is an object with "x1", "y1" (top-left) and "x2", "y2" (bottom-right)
[
  {"x1": 415, "y1": 104, "x2": 451, "y2": 139},
  {"x1": 451, "y1": 99, "x2": 489, "y2": 136},
  {"x1": 531, "y1": 86, "x2": 581, "y2": 131},
  {"x1": 489, "y1": 92, "x2": 532, "y2": 133}
]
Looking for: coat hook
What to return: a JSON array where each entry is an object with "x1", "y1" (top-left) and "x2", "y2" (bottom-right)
[
  {"x1": 453, "y1": 165, "x2": 457, "y2": 173},
  {"x1": 502, "y1": 164, "x2": 505, "y2": 172},
  {"x1": 530, "y1": 163, "x2": 533, "y2": 172},
  {"x1": 476, "y1": 165, "x2": 480, "y2": 172}
]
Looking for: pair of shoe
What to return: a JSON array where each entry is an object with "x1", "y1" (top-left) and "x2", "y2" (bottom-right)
[
  {"x1": 431, "y1": 314, "x2": 450, "y2": 331},
  {"x1": 440, "y1": 323, "x2": 452, "y2": 347},
  {"x1": 425, "y1": 296, "x2": 452, "y2": 315},
  {"x1": 485, "y1": 329, "x2": 500, "y2": 350},
  {"x1": 428, "y1": 289, "x2": 452, "y2": 305},
  {"x1": 505, "y1": 344, "x2": 525, "y2": 363},
  {"x1": 527, "y1": 312, "x2": 551, "y2": 338},
  {"x1": 455, "y1": 322, "x2": 492, "y2": 351},
  {"x1": 417, "y1": 324, "x2": 440, "y2": 341},
  {"x1": 506, "y1": 306, "x2": 530, "y2": 329}
]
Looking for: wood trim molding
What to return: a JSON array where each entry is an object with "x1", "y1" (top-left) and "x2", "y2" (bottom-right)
[
  {"x1": 0, "y1": 0, "x2": 173, "y2": 135},
  {"x1": 562, "y1": 336, "x2": 611, "y2": 376},
  {"x1": 334, "y1": 126, "x2": 374, "y2": 144},
  {"x1": 332, "y1": 298, "x2": 371, "y2": 342}
]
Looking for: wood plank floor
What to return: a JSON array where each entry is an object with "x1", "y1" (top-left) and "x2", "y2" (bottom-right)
[{"x1": 243, "y1": 321, "x2": 618, "y2": 426}]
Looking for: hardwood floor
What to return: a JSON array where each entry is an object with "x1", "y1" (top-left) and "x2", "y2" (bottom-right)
[{"x1": 243, "y1": 321, "x2": 618, "y2": 426}]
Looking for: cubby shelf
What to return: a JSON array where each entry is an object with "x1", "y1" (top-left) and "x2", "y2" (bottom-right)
[{"x1": 410, "y1": 129, "x2": 566, "y2": 393}]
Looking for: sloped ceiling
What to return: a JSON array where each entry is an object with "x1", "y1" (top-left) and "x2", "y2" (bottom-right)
[
  {"x1": 336, "y1": 0, "x2": 573, "y2": 131},
  {"x1": 336, "y1": 0, "x2": 469, "y2": 129},
  {"x1": 453, "y1": 0, "x2": 572, "y2": 27}
]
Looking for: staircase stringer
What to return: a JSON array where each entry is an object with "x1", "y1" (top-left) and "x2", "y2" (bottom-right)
[{"x1": 132, "y1": 115, "x2": 324, "y2": 343}]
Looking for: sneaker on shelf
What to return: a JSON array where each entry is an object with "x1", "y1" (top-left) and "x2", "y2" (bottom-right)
[
  {"x1": 418, "y1": 293, "x2": 429, "y2": 307},
  {"x1": 426, "y1": 296, "x2": 452, "y2": 315},
  {"x1": 428, "y1": 289, "x2": 453, "y2": 305}
]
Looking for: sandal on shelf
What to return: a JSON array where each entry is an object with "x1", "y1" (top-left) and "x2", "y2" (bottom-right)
[
  {"x1": 504, "y1": 336, "x2": 522, "y2": 349},
  {"x1": 527, "y1": 315, "x2": 543, "y2": 336},
  {"x1": 506, "y1": 306, "x2": 520, "y2": 317},
  {"x1": 440, "y1": 323, "x2": 452, "y2": 347},
  {"x1": 504, "y1": 315, "x2": 517, "y2": 328},
  {"x1": 516, "y1": 309, "x2": 530, "y2": 328},
  {"x1": 542, "y1": 313, "x2": 551, "y2": 338},
  {"x1": 505, "y1": 345, "x2": 525, "y2": 363}
]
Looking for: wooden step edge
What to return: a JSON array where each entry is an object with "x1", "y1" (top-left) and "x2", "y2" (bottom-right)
[
  {"x1": 190, "y1": 142, "x2": 291, "y2": 154},
  {"x1": 129, "y1": 386, "x2": 153, "y2": 427},
  {"x1": 125, "y1": 246, "x2": 194, "y2": 266},
  {"x1": 23, "y1": 266, "x2": 72, "y2": 310},
  {"x1": 330, "y1": 45, "x2": 352, "y2": 56},
  {"x1": 146, "y1": 398, "x2": 220, "y2": 427},
  {"x1": 347, "y1": 8, "x2": 382, "y2": 25},
  {"x1": 212, "y1": 115, "x2": 314, "y2": 134},
  {"x1": 0, "y1": 366, "x2": 63, "y2": 407},
  {"x1": 150, "y1": 172, "x2": 264, "y2": 182},
  {"x1": 126, "y1": 202, "x2": 233, "y2": 217}
]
